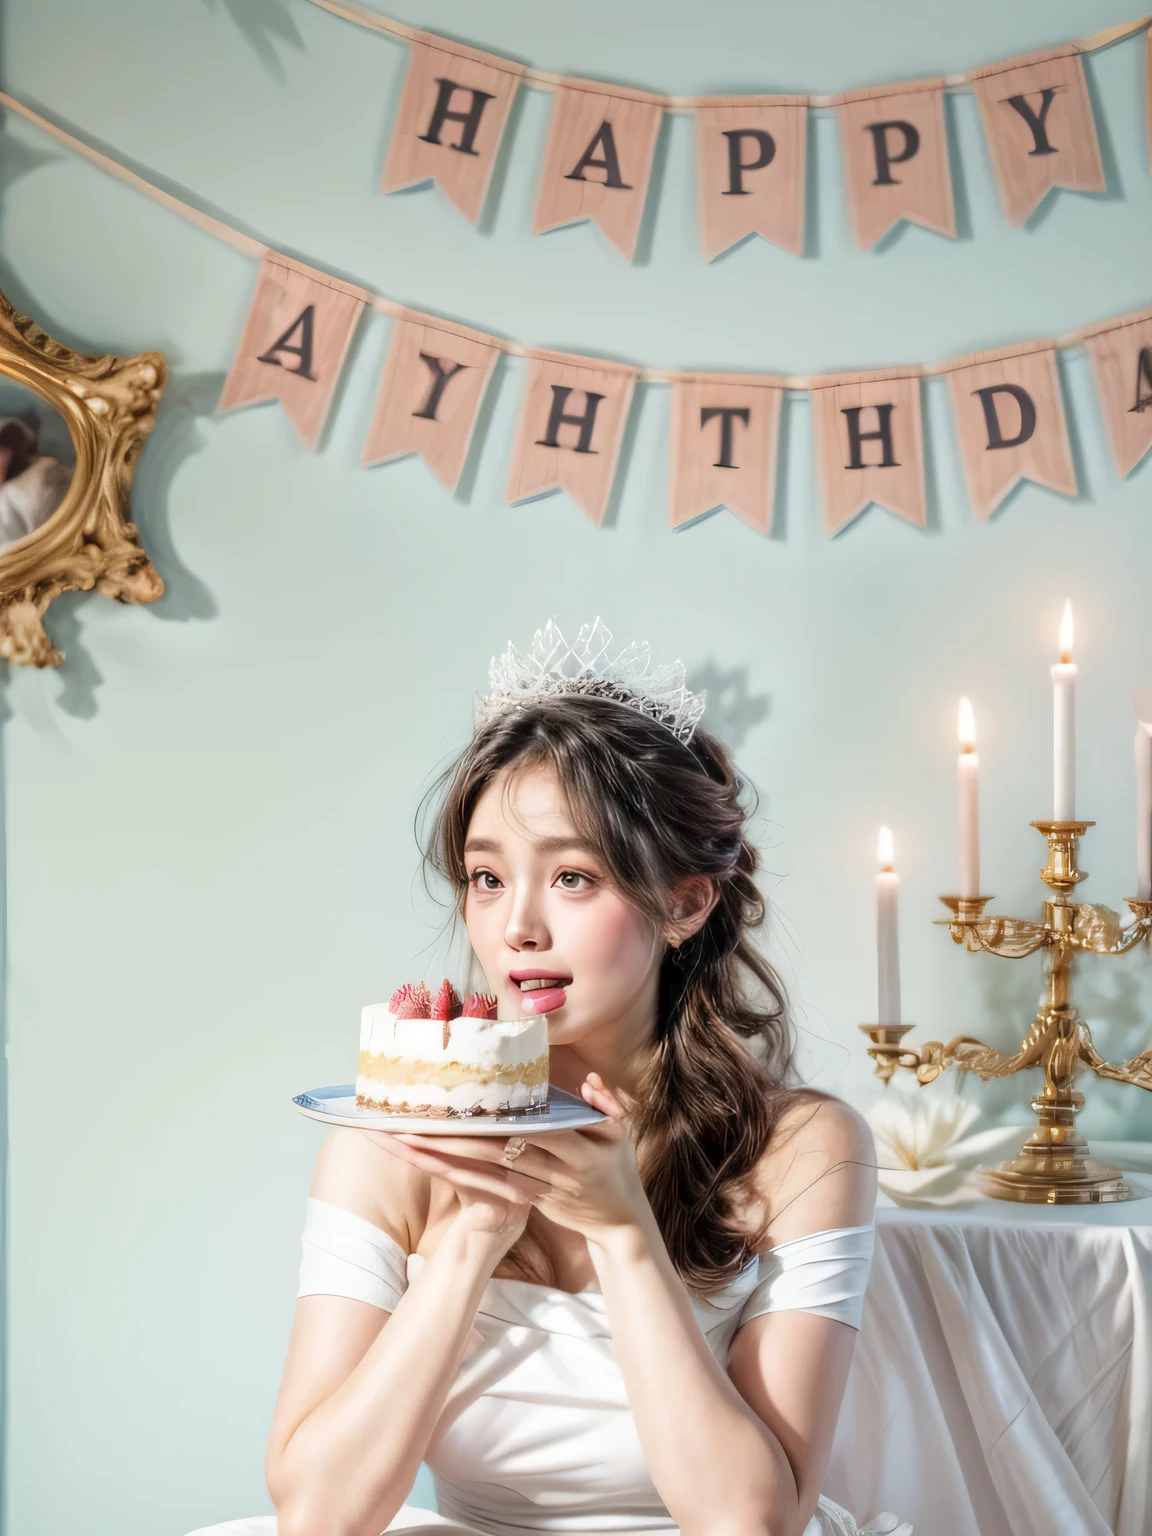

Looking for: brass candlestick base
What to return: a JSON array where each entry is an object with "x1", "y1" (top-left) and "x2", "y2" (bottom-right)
[{"x1": 863, "y1": 821, "x2": 1152, "y2": 1205}]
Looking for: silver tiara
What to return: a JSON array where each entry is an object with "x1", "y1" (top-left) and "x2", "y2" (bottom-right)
[{"x1": 476, "y1": 618, "x2": 706, "y2": 745}]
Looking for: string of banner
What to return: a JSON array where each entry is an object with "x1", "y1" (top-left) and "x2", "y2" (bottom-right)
[
  {"x1": 4, "y1": 90, "x2": 1152, "y2": 535},
  {"x1": 298, "y1": 0, "x2": 1152, "y2": 259}
]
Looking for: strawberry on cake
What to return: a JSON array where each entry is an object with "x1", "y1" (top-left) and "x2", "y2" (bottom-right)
[{"x1": 355, "y1": 979, "x2": 550, "y2": 1117}]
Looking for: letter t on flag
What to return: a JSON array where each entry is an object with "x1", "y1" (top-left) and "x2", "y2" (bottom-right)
[
  {"x1": 506, "y1": 351, "x2": 638, "y2": 524},
  {"x1": 217, "y1": 253, "x2": 368, "y2": 449}
]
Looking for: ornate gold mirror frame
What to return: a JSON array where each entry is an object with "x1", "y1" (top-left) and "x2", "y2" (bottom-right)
[{"x1": 0, "y1": 288, "x2": 165, "y2": 666}]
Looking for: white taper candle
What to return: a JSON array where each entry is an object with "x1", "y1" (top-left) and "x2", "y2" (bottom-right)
[
  {"x1": 957, "y1": 697, "x2": 980, "y2": 898},
  {"x1": 1052, "y1": 599, "x2": 1076, "y2": 822},
  {"x1": 876, "y1": 826, "x2": 901, "y2": 1026}
]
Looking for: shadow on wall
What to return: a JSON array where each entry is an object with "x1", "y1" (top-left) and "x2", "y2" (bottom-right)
[
  {"x1": 686, "y1": 660, "x2": 770, "y2": 754},
  {"x1": 199, "y1": 0, "x2": 304, "y2": 80}
]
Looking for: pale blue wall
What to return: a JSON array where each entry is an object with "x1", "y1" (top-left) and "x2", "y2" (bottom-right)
[{"x1": 3, "y1": 2, "x2": 1152, "y2": 1532}]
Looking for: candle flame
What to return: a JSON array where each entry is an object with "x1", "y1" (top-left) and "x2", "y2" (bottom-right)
[
  {"x1": 957, "y1": 696, "x2": 976, "y2": 751},
  {"x1": 877, "y1": 825, "x2": 895, "y2": 870},
  {"x1": 1059, "y1": 598, "x2": 1074, "y2": 664}
]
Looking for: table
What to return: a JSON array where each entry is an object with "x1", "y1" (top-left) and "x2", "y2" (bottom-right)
[{"x1": 823, "y1": 1145, "x2": 1152, "y2": 1536}]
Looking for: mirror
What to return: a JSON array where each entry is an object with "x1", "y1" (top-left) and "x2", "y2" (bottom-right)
[{"x1": 0, "y1": 289, "x2": 166, "y2": 666}]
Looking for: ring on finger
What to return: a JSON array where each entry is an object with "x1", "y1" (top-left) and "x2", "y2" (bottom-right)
[{"x1": 501, "y1": 1135, "x2": 528, "y2": 1164}]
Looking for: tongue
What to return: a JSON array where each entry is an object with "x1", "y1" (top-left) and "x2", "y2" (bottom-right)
[{"x1": 519, "y1": 985, "x2": 567, "y2": 1014}]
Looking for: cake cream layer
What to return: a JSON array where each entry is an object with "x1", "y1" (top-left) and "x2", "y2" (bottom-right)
[
  {"x1": 354, "y1": 1075, "x2": 548, "y2": 1114},
  {"x1": 359, "y1": 1005, "x2": 548, "y2": 1065},
  {"x1": 357, "y1": 1050, "x2": 549, "y2": 1090}
]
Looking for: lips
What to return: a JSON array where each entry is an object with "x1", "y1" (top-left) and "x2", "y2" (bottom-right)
[{"x1": 509, "y1": 969, "x2": 572, "y2": 1016}]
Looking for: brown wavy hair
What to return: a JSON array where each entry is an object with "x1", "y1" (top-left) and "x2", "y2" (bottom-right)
[{"x1": 423, "y1": 691, "x2": 823, "y2": 1298}]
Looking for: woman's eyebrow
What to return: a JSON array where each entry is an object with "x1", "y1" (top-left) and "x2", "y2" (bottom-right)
[{"x1": 463, "y1": 835, "x2": 596, "y2": 855}]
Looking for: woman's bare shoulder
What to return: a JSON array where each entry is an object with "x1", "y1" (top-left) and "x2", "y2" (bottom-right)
[
  {"x1": 750, "y1": 1091, "x2": 877, "y2": 1250},
  {"x1": 308, "y1": 1127, "x2": 432, "y2": 1254}
]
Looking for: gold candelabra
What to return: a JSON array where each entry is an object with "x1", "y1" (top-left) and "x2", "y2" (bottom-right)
[{"x1": 862, "y1": 820, "x2": 1152, "y2": 1204}]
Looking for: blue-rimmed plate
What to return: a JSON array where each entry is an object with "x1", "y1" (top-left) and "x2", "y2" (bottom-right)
[{"x1": 292, "y1": 1082, "x2": 609, "y2": 1134}]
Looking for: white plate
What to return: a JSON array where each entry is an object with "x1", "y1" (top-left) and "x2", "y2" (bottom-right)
[{"x1": 292, "y1": 1082, "x2": 609, "y2": 1134}]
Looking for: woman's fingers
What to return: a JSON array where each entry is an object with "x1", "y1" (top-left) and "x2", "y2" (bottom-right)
[{"x1": 388, "y1": 1139, "x2": 545, "y2": 1203}]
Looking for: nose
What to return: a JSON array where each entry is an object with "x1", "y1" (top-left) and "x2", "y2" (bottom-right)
[{"x1": 503, "y1": 884, "x2": 552, "y2": 953}]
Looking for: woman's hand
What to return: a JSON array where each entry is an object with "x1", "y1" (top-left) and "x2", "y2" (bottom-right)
[
  {"x1": 376, "y1": 1074, "x2": 651, "y2": 1246},
  {"x1": 359, "y1": 1128, "x2": 533, "y2": 1245}
]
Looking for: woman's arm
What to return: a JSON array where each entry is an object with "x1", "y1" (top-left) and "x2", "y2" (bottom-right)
[
  {"x1": 589, "y1": 1096, "x2": 876, "y2": 1536},
  {"x1": 265, "y1": 1130, "x2": 515, "y2": 1536}
]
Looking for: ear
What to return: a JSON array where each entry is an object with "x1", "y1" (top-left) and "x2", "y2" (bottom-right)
[{"x1": 666, "y1": 875, "x2": 720, "y2": 946}]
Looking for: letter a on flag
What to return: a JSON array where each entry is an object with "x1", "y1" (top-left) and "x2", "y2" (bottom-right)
[
  {"x1": 1084, "y1": 308, "x2": 1152, "y2": 478},
  {"x1": 217, "y1": 252, "x2": 368, "y2": 449},
  {"x1": 533, "y1": 80, "x2": 664, "y2": 261}
]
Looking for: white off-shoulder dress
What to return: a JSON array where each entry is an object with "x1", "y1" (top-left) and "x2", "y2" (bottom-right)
[{"x1": 190, "y1": 1199, "x2": 911, "y2": 1536}]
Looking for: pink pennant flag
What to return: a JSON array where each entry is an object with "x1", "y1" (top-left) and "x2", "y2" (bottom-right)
[
  {"x1": 970, "y1": 47, "x2": 1104, "y2": 227},
  {"x1": 811, "y1": 374, "x2": 926, "y2": 536},
  {"x1": 217, "y1": 253, "x2": 368, "y2": 449},
  {"x1": 506, "y1": 351, "x2": 638, "y2": 525},
  {"x1": 835, "y1": 79, "x2": 955, "y2": 250},
  {"x1": 1084, "y1": 307, "x2": 1152, "y2": 478},
  {"x1": 669, "y1": 375, "x2": 784, "y2": 533},
  {"x1": 947, "y1": 346, "x2": 1077, "y2": 518},
  {"x1": 533, "y1": 80, "x2": 664, "y2": 261},
  {"x1": 380, "y1": 33, "x2": 524, "y2": 224},
  {"x1": 695, "y1": 97, "x2": 807, "y2": 259},
  {"x1": 362, "y1": 314, "x2": 500, "y2": 491}
]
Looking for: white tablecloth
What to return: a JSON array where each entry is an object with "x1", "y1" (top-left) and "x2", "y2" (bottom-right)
[{"x1": 824, "y1": 1145, "x2": 1152, "y2": 1536}]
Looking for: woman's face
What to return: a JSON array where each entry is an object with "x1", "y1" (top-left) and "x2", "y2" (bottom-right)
[{"x1": 462, "y1": 762, "x2": 664, "y2": 1046}]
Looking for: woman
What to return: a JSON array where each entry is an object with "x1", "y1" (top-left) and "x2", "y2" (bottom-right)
[
  {"x1": 195, "y1": 620, "x2": 908, "y2": 1536},
  {"x1": 0, "y1": 414, "x2": 73, "y2": 551}
]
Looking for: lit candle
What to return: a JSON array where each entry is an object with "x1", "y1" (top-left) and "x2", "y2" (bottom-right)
[
  {"x1": 958, "y1": 697, "x2": 980, "y2": 898},
  {"x1": 1137, "y1": 720, "x2": 1152, "y2": 900},
  {"x1": 876, "y1": 826, "x2": 901, "y2": 1026},
  {"x1": 1052, "y1": 599, "x2": 1076, "y2": 821}
]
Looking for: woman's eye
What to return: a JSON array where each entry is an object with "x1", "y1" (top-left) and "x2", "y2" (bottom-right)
[
  {"x1": 556, "y1": 870, "x2": 595, "y2": 891},
  {"x1": 468, "y1": 870, "x2": 502, "y2": 891}
]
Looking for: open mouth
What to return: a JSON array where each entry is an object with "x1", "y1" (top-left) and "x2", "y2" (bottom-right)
[{"x1": 510, "y1": 971, "x2": 572, "y2": 1015}]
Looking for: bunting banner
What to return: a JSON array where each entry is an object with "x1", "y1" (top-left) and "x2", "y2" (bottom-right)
[
  {"x1": 533, "y1": 81, "x2": 664, "y2": 262},
  {"x1": 217, "y1": 253, "x2": 369, "y2": 449},
  {"x1": 506, "y1": 352, "x2": 639, "y2": 525},
  {"x1": 946, "y1": 346, "x2": 1077, "y2": 519},
  {"x1": 361, "y1": 313, "x2": 501, "y2": 490},
  {"x1": 812, "y1": 375, "x2": 927, "y2": 535},
  {"x1": 969, "y1": 47, "x2": 1105, "y2": 227},
  {"x1": 294, "y1": 0, "x2": 1151, "y2": 263},
  {"x1": 1083, "y1": 306, "x2": 1152, "y2": 477},
  {"x1": 836, "y1": 81, "x2": 955, "y2": 251},
  {"x1": 6, "y1": 89, "x2": 1152, "y2": 543},
  {"x1": 379, "y1": 33, "x2": 524, "y2": 225},
  {"x1": 695, "y1": 97, "x2": 807, "y2": 259},
  {"x1": 670, "y1": 376, "x2": 783, "y2": 533}
]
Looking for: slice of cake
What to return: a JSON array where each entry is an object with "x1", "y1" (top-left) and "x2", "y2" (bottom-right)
[{"x1": 356, "y1": 979, "x2": 550, "y2": 1117}]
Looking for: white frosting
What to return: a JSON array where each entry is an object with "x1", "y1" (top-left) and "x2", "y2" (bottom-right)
[
  {"x1": 355, "y1": 1075, "x2": 547, "y2": 1112},
  {"x1": 360, "y1": 1004, "x2": 548, "y2": 1067}
]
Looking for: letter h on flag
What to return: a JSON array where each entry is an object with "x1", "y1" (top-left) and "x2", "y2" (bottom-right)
[
  {"x1": 380, "y1": 33, "x2": 524, "y2": 224},
  {"x1": 506, "y1": 351, "x2": 638, "y2": 524},
  {"x1": 217, "y1": 253, "x2": 368, "y2": 449}
]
